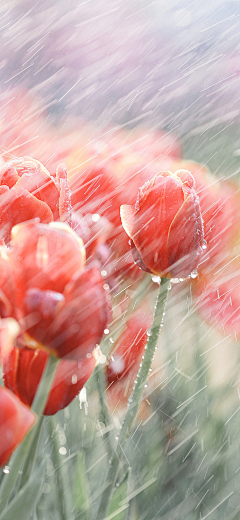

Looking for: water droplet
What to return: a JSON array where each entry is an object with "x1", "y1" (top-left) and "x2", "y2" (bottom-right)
[
  {"x1": 104, "y1": 329, "x2": 110, "y2": 335},
  {"x1": 59, "y1": 447, "x2": 67, "y2": 455},
  {"x1": 103, "y1": 284, "x2": 110, "y2": 291},
  {"x1": 152, "y1": 275, "x2": 160, "y2": 284},
  {"x1": 71, "y1": 374, "x2": 78, "y2": 384},
  {"x1": 115, "y1": 434, "x2": 119, "y2": 441},
  {"x1": 202, "y1": 239, "x2": 207, "y2": 250},
  {"x1": 3, "y1": 466, "x2": 9, "y2": 474},
  {"x1": 190, "y1": 269, "x2": 198, "y2": 279},
  {"x1": 116, "y1": 482, "x2": 120, "y2": 487},
  {"x1": 110, "y1": 337, "x2": 114, "y2": 344},
  {"x1": 147, "y1": 329, "x2": 152, "y2": 337},
  {"x1": 144, "y1": 384, "x2": 148, "y2": 388},
  {"x1": 92, "y1": 213, "x2": 100, "y2": 222},
  {"x1": 101, "y1": 270, "x2": 107, "y2": 277},
  {"x1": 171, "y1": 278, "x2": 180, "y2": 284}
]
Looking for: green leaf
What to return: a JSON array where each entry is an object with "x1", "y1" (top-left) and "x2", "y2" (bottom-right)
[
  {"x1": 0, "y1": 460, "x2": 46, "y2": 520},
  {"x1": 106, "y1": 470, "x2": 130, "y2": 520},
  {"x1": 73, "y1": 450, "x2": 91, "y2": 512}
]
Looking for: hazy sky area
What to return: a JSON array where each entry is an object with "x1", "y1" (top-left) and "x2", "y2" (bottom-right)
[{"x1": 1, "y1": 0, "x2": 239, "y2": 136}]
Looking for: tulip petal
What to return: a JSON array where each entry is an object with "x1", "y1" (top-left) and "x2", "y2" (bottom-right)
[
  {"x1": 0, "y1": 185, "x2": 53, "y2": 243},
  {"x1": 0, "y1": 165, "x2": 19, "y2": 188},
  {"x1": 120, "y1": 204, "x2": 136, "y2": 239},
  {"x1": 167, "y1": 192, "x2": 204, "y2": 277},
  {"x1": 3, "y1": 347, "x2": 97, "y2": 415},
  {"x1": 0, "y1": 386, "x2": 36, "y2": 467},
  {"x1": 10, "y1": 221, "x2": 85, "y2": 297},
  {"x1": 48, "y1": 265, "x2": 111, "y2": 360}
]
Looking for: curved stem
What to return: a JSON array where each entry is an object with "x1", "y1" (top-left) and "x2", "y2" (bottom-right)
[
  {"x1": 96, "y1": 277, "x2": 170, "y2": 520},
  {"x1": 0, "y1": 355, "x2": 59, "y2": 511}
]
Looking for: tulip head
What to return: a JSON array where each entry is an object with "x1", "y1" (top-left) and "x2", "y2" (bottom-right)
[{"x1": 121, "y1": 170, "x2": 205, "y2": 279}]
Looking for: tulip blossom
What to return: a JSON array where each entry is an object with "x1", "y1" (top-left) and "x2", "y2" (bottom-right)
[
  {"x1": 3, "y1": 346, "x2": 100, "y2": 415},
  {"x1": 0, "y1": 221, "x2": 111, "y2": 360},
  {"x1": 0, "y1": 157, "x2": 71, "y2": 243},
  {"x1": 0, "y1": 386, "x2": 36, "y2": 467},
  {"x1": 194, "y1": 266, "x2": 240, "y2": 338},
  {"x1": 120, "y1": 170, "x2": 205, "y2": 279},
  {"x1": 67, "y1": 130, "x2": 179, "y2": 262}
]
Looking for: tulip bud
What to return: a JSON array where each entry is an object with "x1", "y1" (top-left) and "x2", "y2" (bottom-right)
[{"x1": 121, "y1": 170, "x2": 205, "y2": 279}]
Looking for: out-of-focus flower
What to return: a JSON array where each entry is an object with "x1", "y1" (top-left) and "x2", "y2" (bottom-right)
[
  {"x1": 71, "y1": 211, "x2": 112, "y2": 258},
  {"x1": 0, "y1": 318, "x2": 20, "y2": 361},
  {"x1": 0, "y1": 386, "x2": 36, "y2": 467},
  {"x1": 120, "y1": 170, "x2": 204, "y2": 279},
  {"x1": 67, "y1": 128, "x2": 180, "y2": 267},
  {"x1": 0, "y1": 157, "x2": 71, "y2": 243},
  {"x1": 0, "y1": 221, "x2": 111, "y2": 360},
  {"x1": 106, "y1": 312, "x2": 152, "y2": 412},
  {"x1": 172, "y1": 161, "x2": 238, "y2": 271},
  {"x1": 194, "y1": 265, "x2": 240, "y2": 338},
  {"x1": 3, "y1": 346, "x2": 100, "y2": 415}
]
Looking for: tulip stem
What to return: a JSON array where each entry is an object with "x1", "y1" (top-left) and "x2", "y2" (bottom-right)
[
  {"x1": 18, "y1": 416, "x2": 45, "y2": 490},
  {"x1": 49, "y1": 417, "x2": 74, "y2": 520},
  {"x1": 0, "y1": 354, "x2": 59, "y2": 512},
  {"x1": 96, "y1": 364, "x2": 114, "y2": 456},
  {"x1": 95, "y1": 277, "x2": 171, "y2": 520}
]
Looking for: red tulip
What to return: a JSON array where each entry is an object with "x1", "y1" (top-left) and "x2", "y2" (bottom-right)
[
  {"x1": 194, "y1": 266, "x2": 240, "y2": 338},
  {"x1": 3, "y1": 346, "x2": 100, "y2": 415},
  {"x1": 0, "y1": 157, "x2": 71, "y2": 243},
  {"x1": 0, "y1": 221, "x2": 111, "y2": 360},
  {"x1": 121, "y1": 170, "x2": 205, "y2": 279},
  {"x1": 0, "y1": 386, "x2": 36, "y2": 467}
]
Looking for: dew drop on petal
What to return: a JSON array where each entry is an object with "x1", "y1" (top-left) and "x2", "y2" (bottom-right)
[
  {"x1": 190, "y1": 269, "x2": 198, "y2": 279},
  {"x1": 92, "y1": 213, "x2": 100, "y2": 222}
]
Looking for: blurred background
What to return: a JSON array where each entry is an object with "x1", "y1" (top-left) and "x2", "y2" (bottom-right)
[{"x1": 0, "y1": 0, "x2": 240, "y2": 173}]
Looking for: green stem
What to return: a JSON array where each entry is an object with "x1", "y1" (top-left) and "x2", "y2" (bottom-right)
[
  {"x1": 0, "y1": 355, "x2": 59, "y2": 511},
  {"x1": 96, "y1": 277, "x2": 170, "y2": 520},
  {"x1": 49, "y1": 417, "x2": 73, "y2": 520},
  {"x1": 96, "y1": 364, "x2": 114, "y2": 456},
  {"x1": 18, "y1": 416, "x2": 45, "y2": 490}
]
